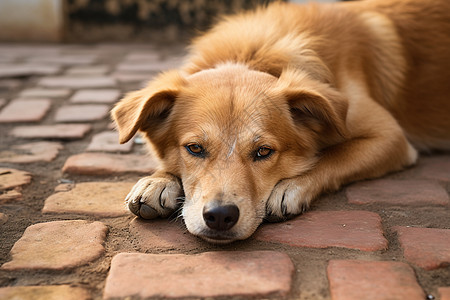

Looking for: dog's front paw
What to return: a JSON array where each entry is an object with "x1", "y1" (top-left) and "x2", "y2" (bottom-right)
[
  {"x1": 265, "y1": 176, "x2": 315, "y2": 222},
  {"x1": 126, "y1": 174, "x2": 183, "y2": 219}
]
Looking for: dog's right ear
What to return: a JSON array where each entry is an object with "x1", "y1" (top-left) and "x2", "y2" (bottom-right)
[{"x1": 111, "y1": 71, "x2": 186, "y2": 144}]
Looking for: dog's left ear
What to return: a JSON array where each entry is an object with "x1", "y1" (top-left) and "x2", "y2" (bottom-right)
[
  {"x1": 111, "y1": 71, "x2": 186, "y2": 144},
  {"x1": 277, "y1": 70, "x2": 349, "y2": 146}
]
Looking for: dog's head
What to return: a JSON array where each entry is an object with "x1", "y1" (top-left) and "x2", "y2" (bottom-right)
[{"x1": 112, "y1": 63, "x2": 347, "y2": 243}]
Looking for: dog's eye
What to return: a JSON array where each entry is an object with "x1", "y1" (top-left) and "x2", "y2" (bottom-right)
[
  {"x1": 255, "y1": 146, "x2": 274, "y2": 161},
  {"x1": 185, "y1": 143, "x2": 205, "y2": 157}
]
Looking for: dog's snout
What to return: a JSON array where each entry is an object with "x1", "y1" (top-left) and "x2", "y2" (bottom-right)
[{"x1": 203, "y1": 203, "x2": 240, "y2": 231}]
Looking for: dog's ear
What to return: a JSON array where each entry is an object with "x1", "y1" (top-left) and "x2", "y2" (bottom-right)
[
  {"x1": 111, "y1": 71, "x2": 185, "y2": 144},
  {"x1": 277, "y1": 70, "x2": 349, "y2": 146}
]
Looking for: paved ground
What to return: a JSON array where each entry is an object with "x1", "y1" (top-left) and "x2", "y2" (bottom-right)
[{"x1": 0, "y1": 43, "x2": 449, "y2": 300}]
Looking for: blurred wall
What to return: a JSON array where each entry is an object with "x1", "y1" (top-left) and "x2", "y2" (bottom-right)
[{"x1": 0, "y1": 0, "x2": 64, "y2": 42}]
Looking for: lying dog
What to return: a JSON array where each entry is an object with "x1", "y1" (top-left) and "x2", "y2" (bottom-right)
[{"x1": 112, "y1": 0, "x2": 450, "y2": 243}]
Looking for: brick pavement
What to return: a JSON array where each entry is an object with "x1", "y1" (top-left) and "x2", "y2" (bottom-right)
[{"x1": 0, "y1": 43, "x2": 448, "y2": 300}]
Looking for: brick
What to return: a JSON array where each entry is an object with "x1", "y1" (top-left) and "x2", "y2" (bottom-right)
[
  {"x1": 19, "y1": 88, "x2": 71, "y2": 98},
  {"x1": 70, "y1": 89, "x2": 120, "y2": 104},
  {"x1": 115, "y1": 60, "x2": 181, "y2": 72},
  {"x1": 86, "y1": 131, "x2": 133, "y2": 153},
  {"x1": 0, "y1": 64, "x2": 60, "y2": 78},
  {"x1": 0, "y1": 285, "x2": 91, "y2": 300},
  {"x1": 0, "y1": 98, "x2": 5, "y2": 108},
  {"x1": 327, "y1": 260, "x2": 425, "y2": 300},
  {"x1": 0, "y1": 168, "x2": 31, "y2": 191},
  {"x1": 0, "y1": 212, "x2": 8, "y2": 225},
  {"x1": 0, "y1": 99, "x2": 51, "y2": 123},
  {"x1": 27, "y1": 55, "x2": 97, "y2": 65},
  {"x1": 417, "y1": 155, "x2": 450, "y2": 182},
  {"x1": 11, "y1": 124, "x2": 92, "y2": 139},
  {"x1": 0, "y1": 189, "x2": 22, "y2": 203},
  {"x1": 346, "y1": 179, "x2": 449, "y2": 205},
  {"x1": 0, "y1": 79, "x2": 22, "y2": 90},
  {"x1": 254, "y1": 211, "x2": 387, "y2": 251},
  {"x1": 66, "y1": 65, "x2": 109, "y2": 75},
  {"x1": 439, "y1": 287, "x2": 450, "y2": 300},
  {"x1": 124, "y1": 52, "x2": 160, "y2": 62},
  {"x1": 54, "y1": 104, "x2": 109, "y2": 122},
  {"x1": 43, "y1": 182, "x2": 133, "y2": 217},
  {"x1": 129, "y1": 219, "x2": 200, "y2": 251},
  {"x1": 104, "y1": 251, "x2": 294, "y2": 299},
  {"x1": 0, "y1": 141, "x2": 63, "y2": 163},
  {"x1": 111, "y1": 72, "x2": 155, "y2": 83},
  {"x1": 395, "y1": 226, "x2": 450, "y2": 270},
  {"x1": 62, "y1": 153, "x2": 158, "y2": 175},
  {"x1": 39, "y1": 76, "x2": 116, "y2": 88},
  {"x1": 1, "y1": 220, "x2": 107, "y2": 270}
]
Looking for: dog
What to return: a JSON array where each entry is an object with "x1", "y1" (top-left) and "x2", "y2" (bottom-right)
[{"x1": 112, "y1": 0, "x2": 450, "y2": 243}]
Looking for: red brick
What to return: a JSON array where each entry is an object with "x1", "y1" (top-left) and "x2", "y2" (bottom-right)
[
  {"x1": 55, "y1": 104, "x2": 109, "y2": 122},
  {"x1": 0, "y1": 285, "x2": 91, "y2": 300},
  {"x1": 19, "y1": 88, "x2": 71, "y2": 98},
  {"x1": 1, "y1": 220, "x2": 107, "y2": 270},
  {"x1": 129, "y1": 218, "x2": 200, "y2": 250},
  {"x1": 254, "y1": 211, "x2": 387, "y2": 251},
  {"x1": 104, "y1": 251, "x2": 294, "y2": 299},
  {"x1": 327, "y1": 260, "x2": 425, "y2": 300},
  {"x1": 0, "y1": 141, "x2": 63, "y2": 163},
  {"x1": 346, "y1": 179, "x2": 449, "y2": 205},
  {"x1": 395, "y1": 226, "x2": 450, "y2": 270},
  {"x1": 11, "y1": 124, "x2": 92, "y2": 139},
  {"x1": 86, "y1": 131, "x2": 133, "y2": 153},
  {"x1": 62, "y1": 153, "x2": 158, "y2": 175},
  {"x1": 0, "y1": 168, "x2": 31, "y2": 191},
  {"x1": 417, "y1": 155, "x2": 450, "y2": 182},
  {"x1": 0, "y1": 99, "x2": 51, "y2": 123},
  {"x1": 39, "y1": 76, "x2": 116, "y2": 88},
  {"x1": 43, "y1": 182, "x2": 133, "y2": 217},
  {"x1": 439, "y1": 287, "x2": 450, "y2": 300},
  {"x1": 70, "y1": 89, "x2": 120, "y2": 104}
]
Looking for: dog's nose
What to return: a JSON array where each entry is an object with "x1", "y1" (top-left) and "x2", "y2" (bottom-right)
[{"x1": 203, "y1": 203, "x2": 240, "y2": 231}]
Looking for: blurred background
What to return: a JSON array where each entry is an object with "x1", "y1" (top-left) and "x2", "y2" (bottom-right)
[{"x1": 0, "y1": 0, "x2": 338, "y2": 43}]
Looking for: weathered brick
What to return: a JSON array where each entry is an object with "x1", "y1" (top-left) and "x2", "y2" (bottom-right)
[
  {"x1": 129, "y1": 218, "x2": 200, "y2": 251},
  {"x1": 115, "y1": 61, "x2": 180, "y2": 72},
  {"x1": 0, "y1": 141, "x2": 63, "y2": 163},
  {"x1": 254, "y1": 211, "x2": 387, "y2": 251},
  {"x1": 111, "y1": 72, "x2": 155, "y2": 83},
  {"x1": 0, "y1": 64, "x2": 60, "y2": 78},
  {"x1": 0, "y1": 212, "x2": 8, "y2": 225},
  {"x1": 0, "y1": 168, "x2": 31, "y2": 191},
  {"x1": 327, "y1": 260, "x2": 425, "y2": 300},
  {"x1": 54, "y1": 104, "x2": 109, "y2": 122},
  {"x1": 104, "y1": 251, "x2": 294, "y2": 299},
  {"x1": 1, "y1": 220, "x2": 107, "y2": 270},
  {"x1": 66, "y1": 65, "x2": 109, "y2": 75},
  {"x1": 346, "y1": 179, "x2": 449, "y2": 205},
  {"x1": 0, "y1": 285, "x2": 91, "y2": 300},
  {"x1": 62, "y1": 153, "x2": 158, "y2": 175},
  {"x1": 86, "y1": 131, "x2": 133, "y2": 153},
  {"x1": 395, "y1": 226, "x2": 450, "y2": 270},
  {"x1": 19, "y1": 88, "x2": 71, "y2": 98},
  {"x1": 439, "y1": 287, "x2": 450, "y2": 300},
  {"x1": 0, "y1": 99, "x2": 51, "y2": 123},
  {"x1": 11, "y1": 124, "x2": 92, "y2": 139},
  {"x1": 27, "y1": 55, "x2": 97, "y2": 65},
  {"x1": 43, "y1": 182, "x2": 133, "y2": 217},
  {"x1": 417, "y1": 155, "x2": 450, "y2": 182},
  {"x1": 124, "y1": 52, "x2": 160, "y2": 62},
  {"x1": 70, "y1": 89, "x2": 120, "y2": 104},
  {"x1": 39, "y1": 76, "x2": 116, "y2": 88}
]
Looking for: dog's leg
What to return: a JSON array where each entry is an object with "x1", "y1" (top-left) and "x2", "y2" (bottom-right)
[
  {"x1": 266, "y1": 88, "x2": 418, "y2": 221},
  {"x1": 126, "y1": 171, "x2": 184, "y2": 219}
]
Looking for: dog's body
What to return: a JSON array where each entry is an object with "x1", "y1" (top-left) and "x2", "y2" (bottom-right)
[{"x1": 112, "y1": 0, "x2": 450, "y2": 243}]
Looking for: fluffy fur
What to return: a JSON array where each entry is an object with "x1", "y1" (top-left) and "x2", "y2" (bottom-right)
[{"x1": 112, "y1": 0, "x2": 450, "y2": 243}]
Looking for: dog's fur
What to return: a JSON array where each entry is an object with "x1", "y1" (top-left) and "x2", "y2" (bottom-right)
[{"x1": 112, "y1": 0, "x2": 450, "y2": 243}]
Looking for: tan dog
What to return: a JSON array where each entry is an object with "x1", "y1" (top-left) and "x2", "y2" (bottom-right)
[{"x1": 112, "y1": 0, "x2": 450, "y2": 243}]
